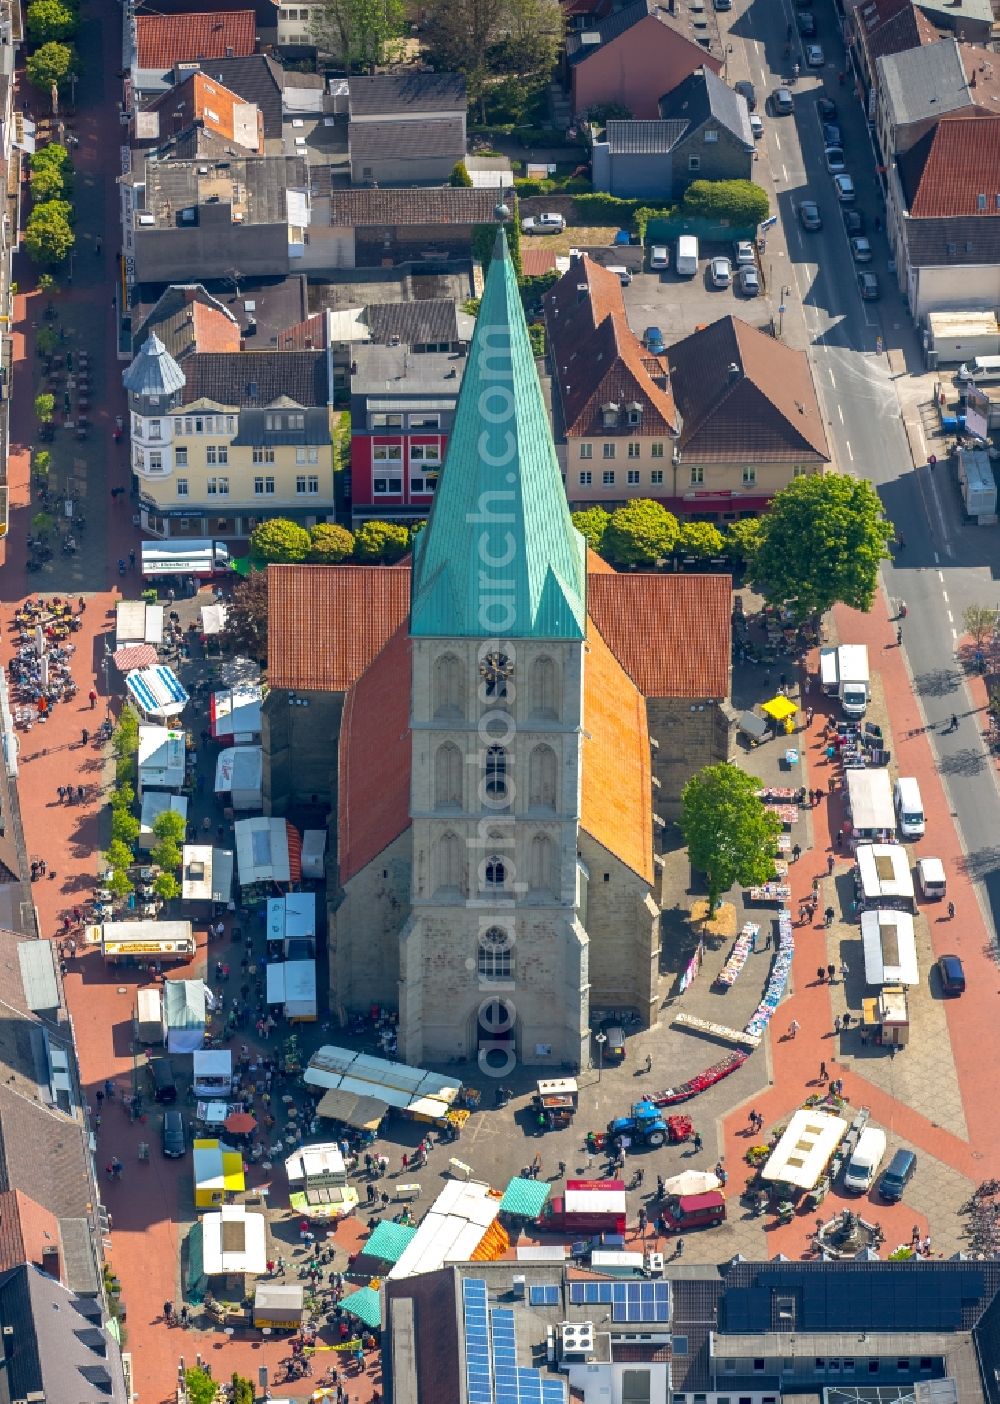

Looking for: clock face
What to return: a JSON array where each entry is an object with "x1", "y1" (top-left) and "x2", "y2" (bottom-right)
[{"x1": 480, "y1": 651, "x2": 513, "y2": 682}]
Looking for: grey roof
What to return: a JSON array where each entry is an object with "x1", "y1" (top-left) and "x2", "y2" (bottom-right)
[
  {"x1": 567, "y1": 0, "x2": 654, "y2": 63},
  {"x1": 878, "y1": 38, "x2": 972, "y2": 129},
  {"x1": 325, "y1": 185, "x2": 499, "y2": 227},
  {"x1": 363, "y1": 298, "x2": 470, "y2": 347},
  {"x1": 605, "y1": 118, "x2": 687, "y2": 153},
  {"x1": 348, "y1": 72, "x2": 466, "y2": 117},
  {"x1": 567, "y1": 0, "x2": 718, "y2": 65},
  {"x1": 904, "y1": 212, "x2": 1000, "y2": 267},
  {"x1": 132, "y1": 153, "x2": 307, "y2": 230},
  {"x1": 169, "y1": 54, "x2": 321, "y2": 137},
  {"x1": 349, "y1": 115, "x2": 465, "y2": 163},
  {"x1": 16, "y1": 942, "x2": 58, "y2": 1015},
  {"x1": 659, "y1": 64, "x2": 753, "y2": 147},
  {"x1": 232, "y1": 405, "x2": 330, "y2": 446},
  {"x1": 181, "y1": 349, "x2": 329, "y2": 406},
  {"x1": 163, "y1": 977, "x2": 205, "y2": 1029},
  {"x1": 0, "y1": 1090, "x2": 92, "y2": 1221},
  {"x1": 351, "y1": 344, "x2": 466, "y2": 395},
  {"x1": 0, "y1": 1265, "x2": 127, "y2": 1404},
  {"x1": 133, "y1": 283, "x2": 240, "y2": 361},
  {"x1": 122, "y1": 333, "x2": 187, "y2": 395}
]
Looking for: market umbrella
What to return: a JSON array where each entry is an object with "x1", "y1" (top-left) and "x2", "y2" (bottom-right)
[
  {"x1": 760, "y1": 695, "x2": 797, "y2": 722},
  {"x1": 662, "y1": 1170, "x2": 721, "y2": 1196},
  {"x1": 224, "y1": 1110, "x2": 256, "y2": 1134}
]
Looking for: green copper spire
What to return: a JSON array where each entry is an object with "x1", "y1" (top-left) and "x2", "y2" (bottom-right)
[{"x1": 410, "y1": 226, "x2": 586, "y2": 641}]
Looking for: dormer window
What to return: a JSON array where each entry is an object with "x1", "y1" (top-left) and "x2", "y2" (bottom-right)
[
  {"x1": 626, "y1": 402, "x2": 643, "y2": 426},
  {"x1": 601, "y1": 402, "x2": 620, "y2": 428}
]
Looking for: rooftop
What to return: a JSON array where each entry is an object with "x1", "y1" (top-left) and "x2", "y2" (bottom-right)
[
  {"x1": 566, "y1": 0, "x2": 720, "y2": 65},
  {"x1": 179, "y1": 348, "x2": 329, "y2": 407},
  {"x1": 138, "y1": 70, "x2": 262, "y2": 151},
  {"x1": 132, "y1": 273, "x2": 309, "y2": 353},
  {"x1": 351, "y1": 344, "x2": 466, "y2": 397},
  {"x1": 130, "y1": 152, "x2": 307, "y2": 230},
  {"x1": 134, "y1": 10, "x2": 256, "y2": 71},
  {"x1": 349, "y1": 116, "x2": 465, "y2": 164},
  {"x1": 324, "y1": 186, "x2": 500, "y2": 227},
  {"x1": 604, "y1": 118, "x2": 687, "y2": 154},
  {"x1": 348, "y1": 72, "x2": 466, "y2": 117},
  {"x1": 588, "y1": 572, "x2": 732, "y2": 698},
  {"x1": 858, "y1": 0, "x2": 940, "y2": 67},
  {"x1": 904, "y1": 114, "x2": 1000, "y2": 216},
  {"x1": 363, "y1": 298, "x2": 474, "y2": 348},
  {"x1": 658, "y1": 64, "x2": 754, "y2": 146},
  {"x1": 132, "y1": 284, "x2": 242, "y2": 361},
  {"x1": 878, "y1": 38, "x2": 976, "y2": 128}
]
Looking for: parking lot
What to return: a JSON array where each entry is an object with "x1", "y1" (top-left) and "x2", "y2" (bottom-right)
[{"x1": 621, "y1": 257, "x2": 777, "y2": 349}]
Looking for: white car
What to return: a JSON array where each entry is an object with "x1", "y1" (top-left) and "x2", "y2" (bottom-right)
[
  {"x1": 521, "y1": 212, "x2": 566, "y2": 235},
  {"x1": 824, "y1": 145, "x2": 845, "y2": 173},
  {"x1": 749, "y1": 113, "x2": 764, "y2": 140},
  {"x1": 733, "y1": 240, "x2": 755, "y2": 267},
  {"x1": 650, "y1": 244, "x2": 669, "y2": 269},
  {"x1": 710, "y1": 256, "x2": 732, "y2": 288},
  {"x1": 850, "y1": 236, "x2": 872, "y2": 263},
  {"x1": 805, "y1": 43, "x2": 825, "y2": 66},
  {"x1": 834, "y1": 173, "x2": 856, "y2": 203}
]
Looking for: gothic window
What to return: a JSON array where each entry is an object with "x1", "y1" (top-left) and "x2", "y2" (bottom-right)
[
  {"x1": 434, "y1": 742, "x2": 463, "y2": 809},
  {"x1": 484, "y1": 856, "x2": 506, "y2": 890},
  {"x1": 485, "y1": 744, "x2": 508, "y2": 800},
  {"x1": 477, "y1": 926, "x2": 513, "y2": 979},
  {"x1": 529, "y1": 834, "x2": 555, "y2": 894},
  {"x1": 530, "y1": 655, "x2": 558, "y2": 718},
  {"x1": 433, "y1": 654, "x2": 464, "y2": 718},
  {"x1": 528, "y1": 744, "x2": 557, "y2": 811},
  {"x1": 434, "y1": 832, "x2": 464, "y2": 894}
]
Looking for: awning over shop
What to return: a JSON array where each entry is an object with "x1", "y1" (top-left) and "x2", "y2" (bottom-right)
[
  {"x1": 127, "y1": 665, "x2": 190, "y2": 719},
  {"x1": 235, "y1": 817, "x2": 301, "y2": 887},
  {"x1": 499, "y1": 1177, "x2": 552, "y2": 1218},
  {"x1": 211, "y1": 683, "x2": 263, "y2": 742},
  {"x1": 339, "y1": 1286, "x2": 381, "y2": 1330},
  {"x1": 113, "y1": 644, "x2": 158, "y2": 674},
  {"x1": 361, "y1": 1220, "x2": 417, "y2": 1265},
  {"x1": 316, "y1": 1088, "x2": 388, "y2": 1131},
  {"x1": 304, "y1": 1045, "x2": 460, "y2": 1121}
]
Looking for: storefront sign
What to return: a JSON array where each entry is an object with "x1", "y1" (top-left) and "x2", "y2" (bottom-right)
[{"x1": 104, "y1": 941, "x2": 194, "y2": 956}]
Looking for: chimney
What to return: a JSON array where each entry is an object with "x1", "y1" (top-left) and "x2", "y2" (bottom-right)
[
  {"x1": 41, "y1": 1244, "x2": 61, "y2": 1280},
  {"x1": 727, "y1": 361, "x2": 741, "y2": 380}
]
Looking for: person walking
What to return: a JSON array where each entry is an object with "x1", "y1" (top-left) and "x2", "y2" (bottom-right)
[
  {"x1": 834, "y1": 1014, "x2": 842, "y2": 1034},
  {"x1": 675, "y1": 1238, "x2": 685, "y2": 1258},
  {"x1": 88, "y1": 689, "x2": 97, "y2": 710},
  {"x1": 824, "y1": 906, "x2": 835, "y2": 927},
  {"x1": 827, "y1": 853, "x2": 835, "y2": 874},
  {"x1": 81, "y1": 728, "x2": 89, "y2": 746},
  {"x1": 827, "y1": 962, "x2": 836, "y2": 982},
  {"x1": 792, "y1": 843, "x2": 802, "y2": 861},
  {"x1": 787, "y1": 1019, "x2": 800, "y2": 1039},
  {"x1": 840, "y1": 961, "x2": 849, "y2": 982},
  {"x1": 692, "y1": 1131, "x2": 703, "y2": 1153},
  {"x1": 819, "y1": 1061, "x2": 828, "y2": 1081},
  {"x1": 163, "y1": 1300, "x2": 174, "y2": 1322},
  {"x1": 817, "y1": 967, "x2": 825, "y2": 983},
  {"x1": 896, "y1": 626, "x2": 903, "y2": 646}
]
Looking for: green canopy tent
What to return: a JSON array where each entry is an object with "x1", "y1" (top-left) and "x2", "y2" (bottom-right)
[
  {"x1": 340, "y1": 1285, "x2": 382, "y2": 1330},
  {"x1": 499, "y1": 1177, "x2": 551, "y2": 1218},
  {"x1": 361, "y1": 1219, "x2": 417, "y2": 1266}
]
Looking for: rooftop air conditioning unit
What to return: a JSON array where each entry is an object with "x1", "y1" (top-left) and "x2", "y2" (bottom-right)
[
  {"x1": 559, "y1": 1322, "x2": 595, "y2": 1357},
  {"x1": 646, "y1": 1252, "x2": 665, "y2": 1277}
]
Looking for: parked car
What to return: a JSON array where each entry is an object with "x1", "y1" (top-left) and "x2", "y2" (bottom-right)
[
  {"x1": 735, "y1": 79, "x2": 756, "y2": 111},
  {"x1": 650, "y1": 244, "x2": 669, "y2": 270},
  {"x1": 521, "y1": 213, "x2": 566, "y2": 235},
  {"x1": 857, "y1": 271, "x2": 880, "y2": 300},
  {"x1": 817, "y1": 95, "x2": 837, "y2": 119},
  {"x1": 850, "y1": 236, "x2": 872, "y2": 263},
  {"x1": 834, "y1": 173, "x2": 856, "y2": 202},
  {"x1": 824, "y1": 145, "x2": 845, "y2": 173},
  {"x1": 823, "y1": 123, "x2": 842, "y2": 146},
  {"x1": 749, "y1": 113, "x2": 764, "y2": 140},
  {"x1": 643, "y1": 326, "x2": 665, "y2": 354},
  {"x1": 936, "y1": 954, "x2": 966, "y2": 995},
  {"x1": 799, "y1": 200, "x2": 822, "y2": 230},
  {"x1": 773, "y1": 87, "x2": 794, "y2": 115},
  {"x1": 797, "y1": 10, "x2": 816, "y2": 34},
  {"x1": 733, "y1": 240, "x2": 755, "y2": 266},
  {"x1": 879, "y1": 1149, "x2": 917, "y2": 1202},
  {"x1": 600, "y1": 1019, "x2": 627, "y2": 1062},
  {"x1": 842, "y1": 208, "x2": 865, "y2": 234},
  {"x1": 161, "y1": 1109, "x2": 186, "y2": 1158},
  {"x1": 805, "y1": 43, "x2": 825, "y2": 66},
  {"x1": 713, "y1": 0, "x2": 732, "y2": 8},
  {"x1": 710, "y1": 256, "x2": 732, "y2": 288},
  {"x1": 738, "y1": 265, "x2": 760, "y2": 297}
]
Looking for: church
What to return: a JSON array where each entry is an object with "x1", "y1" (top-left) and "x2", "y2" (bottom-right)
[{"x1": 263, "y1": 228, "x2": 733, "y2": 1071}]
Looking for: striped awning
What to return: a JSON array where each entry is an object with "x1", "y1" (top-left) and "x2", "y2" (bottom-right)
[
  {"x1": 113, "y1": 644, "x2": 158, "y2": 673},
  {"x1": 126, "y1": 664, "x2": 190, "y2": 718}
]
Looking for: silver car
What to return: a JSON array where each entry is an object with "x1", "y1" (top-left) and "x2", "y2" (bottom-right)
[
  {"x1": 710, "y1": 256, "x2": 732, "y2": 288},
  {"x1": 521, "y1": 212, "x2": 566, "y2": 235},
  {"x1": 850, "y1": 236, "x2": 872, "y2": 263},
  {"x1": 805, "y1": 43, "x2": 825, "y2": 66},
  {"x1": 738, "y1": 265, "x2": 761, "y2": 297}
]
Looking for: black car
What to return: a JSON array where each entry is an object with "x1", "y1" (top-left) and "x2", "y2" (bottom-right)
[
  {"x1": 161, "y1": 1109, "x2": 186, "y2": 1158},
  {"x1": 797, "y1": 11, "x2": 816, "y2": 34},
  {"x1": 735, "y1": 79, "x2": 756, "y2": 112},
  {"x1": 817, "y1": 95, "x2": 837, "y2": 120},
  {"x1": 936, "y1": 954, "x2": 966, "y2": 995},
  {"x1": 842, "y1": 208, "x2": 865, "y2": 235}
]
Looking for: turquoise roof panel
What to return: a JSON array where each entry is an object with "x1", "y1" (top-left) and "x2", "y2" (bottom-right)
[
  {"x1": 340, "y1": 1285, "x2": 382, "y2": 1329},
  {"x1": 498, "y1": 1176, "x2": 552, "y2": 1217},
  {"x1": 410, "y1": 227, "x2": 586, "y2": 640},
  {"x1": 363, "y1": 1219, "x2": 417, "y2": 1264}
]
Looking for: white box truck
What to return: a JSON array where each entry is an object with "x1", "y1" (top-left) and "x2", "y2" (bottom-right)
[{"x1": 836, "y1": 644, "x2": 870, "y2": 718}]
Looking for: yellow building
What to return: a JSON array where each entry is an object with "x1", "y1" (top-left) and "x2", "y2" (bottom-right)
[
  {"x1": 123, "y1": 333, "x2": 335, "y2": 540},
  {"x1": 193, "y1": 1138, "x2": 245, "y2": 1209}
]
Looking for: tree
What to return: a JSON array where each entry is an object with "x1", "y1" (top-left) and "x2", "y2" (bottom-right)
[
  {"x1": 748, "y1": 473, "x2": 893, "y2": 621},
  {"x1": 571, "y1": 506, "x2": 611, "y2": 553},
  {"x1": 493, "y1": 0, "x2": 563, "y2": 91},
  {"x1": 110, "y1": 780, "x2": 135, "y2": 812},
  {"x1": 680, "y1": 763, "x2": 782, "y2": 914},
  {"x1": 24, "y1": 199, "x2": 74, "y2": 264},
  {"x1": 677, "y1": 520, "x2": 725, "y2": 558},
  {"x1": 308, "y1": 522, "x2": 354, "y2": 563},
  {"x1": 724, "y1": 516, "x2": 764, "y2": 566},
  {"x1": 32, "y1": 448, "x2": 51, "y2": 476},
  {"x1": 33, "y1": 392, "x2": 55, "y2": 423},
  {"x1": 353, "y1": 519, "x2": 409, "y2": 563},
  {"x1": 450, "y1": 161, "x2": 473, "y2": 188},
  {"x1": 230, "y1": 1374, "x2": 255, "y2": 1404},
  {"x1": 26, "y1": 0, "x2": 76, "y2": 42},
  {"x1": 151, "y1": 838, "x2": 182, "y2": 874},
  {"x1": 25, "y1": 40, "x2": 74, "y2": 90},
  {"x1": 104, "y1": 839, "x2": 134, "y2": 874},
  {"x1": 601, "y1": 499, "x2": 679, "y2": 567},
  {"x1": 152, "y1": 809, "x2": 186, "y2": 846},
  {"x1": 424, "y1": 0, "x2": 503, "y2": 111},
  {"x1": 183, "y1": 1368, "x2": 218, "y2": 1404},
  {"x1": 30, "y1": 161, "x2": 64, "y2": 201},
  {"x1": 104, "y1": 867, "x2": 134, "y2": 899},
  {"x1": 31, "y1": 510, "x2": 55, "y2": 536},
  {"x1": 112, "y1": 704, "x2": 140, "y2": 761},
  {"x1": 227, "y1": 570, "x2": 268, "y2": 661},
  {"x1": 310, "y1": 0, "x2": 405, "y2": 71},
  {"x1": 249, "y1": 517, "x2": 310, "y2": 565},
  {"x1": 963, "y1": 604, "x2": 995, "y2": 649},
  {"x1": 152, "y1": 871, "x2": 180, "y2": 903},
  {"x1": 111, "y1": 808, "x2": 140, "y2": 845},
  {"x1": 682, "y1": 179, "x2": 770, "y2": 228}
]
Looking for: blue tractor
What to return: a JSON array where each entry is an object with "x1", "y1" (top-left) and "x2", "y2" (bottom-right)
[{"x1": 606, "y1": 1100, "x2": 669, "y2": 1149}]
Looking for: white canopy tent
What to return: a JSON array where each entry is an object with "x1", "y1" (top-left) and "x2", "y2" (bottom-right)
[
  {"x1": 215, "y1": 747, "x2": 263, "y2": 811},
  {"x1": 181, "y1": 844, "x2": 234, "y2": 907},
  {"x1": 266, "y1": 960, "x2": 317, "y2": 1019},
  {"x1": 211, "y1": 684, "x2": 263, "y2": 743},
  {"x1": 163, "y1": 978, "x2": 208, "y2": 1053},
  {"x1": 235, "y1": 818, "x2": 292, "y2": 887},
  {"x1": 304, "y1": 1045, "x2": 460, "y2": 1121},
  {"x1": 116, "y1": 599, "x2": 164, "y2": 648},
  {"x1": 137, "y1": 726, "x2": 186, "y2": 795},
  {"x1": 388, "y1": 1180, "x2": 500, "y2": 1280},
  {"x1": 192, "y1": 1049, "x2": 233, "y2": 1097},
  {"x1": 861, "y1": 909, "x2": 919, "y2": 986},
  {"x1": 139, "y1": 792, "x2": 188, "y2": 851},
  {"x1": 202, "y1": 1204, "x2": 267, "y2": 1277},
  {"x1": 846, "y1": 769, "x2": 896, "y2": 841},
  {"x1": 200, "y1": 603, "x2": 228, "y2": 637},
  {"x1": 126, "y1": 665, "x2": 190, "y2": 720},
  {"x1": 856, "y1": 844, "x2": 915, "y2": 909},
  {"x1": 267, "y1": 893, "x2": 316, "y2": 944},
  {"x1": 761, "y1": 1109, "x2": 848, "y2": 1191}
]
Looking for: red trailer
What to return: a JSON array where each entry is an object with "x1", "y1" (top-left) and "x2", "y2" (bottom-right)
[{"x1": 536, "y1": 1179, "x2": 626, "y2": 1235}]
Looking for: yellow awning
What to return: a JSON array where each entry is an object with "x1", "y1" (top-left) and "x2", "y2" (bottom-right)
[
  {"x1": 222, "y1": 1151, "x2": 245, "y2": 1193},
  {"x1": 760, "y1": 695, "x2": 797, "y2": 721}
]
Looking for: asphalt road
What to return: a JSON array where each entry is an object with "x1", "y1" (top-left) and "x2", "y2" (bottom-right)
[{"x1": 729, "y1": 0, "x2": 1000, "y2": 944}]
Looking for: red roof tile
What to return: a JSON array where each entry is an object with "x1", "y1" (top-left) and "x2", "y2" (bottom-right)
[
  {"x1": 338, "y1": 625, "x2": 412, "y2": 882},
  {"x1": 135, "y1": 10, "x2": 256, "y2": 70},
  {"x1": 267, "y1": 564, "x2": 409, "y2": 691},
  {"x1": 909, "y1": 114, "x2": 1000, "y2": 216},
  {"x1": 588, "y1": 573, "x2": 732, "y2": 698},
  {"x1": 277, "y1": 312, "x2": 327, "y2": 351},
  {"x1": 521, "y1": 248, "x2": 559, "y2": 277},
  {"x1": 191, "y1": 301, "x2": 242, "y2": 353}
]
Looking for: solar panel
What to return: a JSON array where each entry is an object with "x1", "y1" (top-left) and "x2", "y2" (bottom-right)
[
  {"x1": 463, "y1": 1278, "x2": 493, "y2": 1404},
  {"x1": 528, "y1": 1285, "x2": 560, "y2": 1307},
  {"x1": 569, "y1": 1282, "x2": 613, "y2": 1305},
  {"x1": 611, "y1": 1280, "x2": 670, "y2": 1323}
]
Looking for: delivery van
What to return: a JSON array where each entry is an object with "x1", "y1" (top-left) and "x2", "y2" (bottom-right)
[
  {"x1": 148, "y1": 1056, "x2": 178, "y2": 1104},
  {"x1": 894, "y1": 777, "x2": 925, "y2": 838},
  {"x1": 675, "y1": 236, "x2": 699, "y2": 277},
  {"x1": 917, "y1": 856, "x2": 946, "y2": 900},
  {"x1": 844, "y1": 1126, "x2": 887, "y2": 1194},
  {"x1": 605, "y1": 265, "x2": 633, "y2": 286},
  {"x1": 659, "y1": 1191, "x2": 726, "y2": 1232},
  {"x1": 879, "y1": 1148, "x2": 917, "y2": 1202}
]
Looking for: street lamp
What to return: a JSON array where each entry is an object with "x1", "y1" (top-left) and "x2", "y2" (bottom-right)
[
  {"x1": 595, "y1": 1031, "x2": 607, "y2": 1082},
  {"x1": 777, "y1": 285, "x2": 791, "y2": 339}
]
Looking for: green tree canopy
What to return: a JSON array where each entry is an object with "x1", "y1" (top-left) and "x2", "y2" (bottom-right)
[
  {"x1": 571, "y1": 506, "x2": 611, "y2": 553},
  {"x1": 104, "y1": 839, "x2": 134, "y2": 874},
  {"x1": 33, "y1": 392, "x2": 55, "y2": 423},
  {"x1": 183, "y1": 1368, "x2": 218, "y2": 1404},
  {"x1": 30, "y1": 161, "x2": 65, "y2": 201},
  {"x1": 152, "y1": 809, "x2": 186, "y2": 846},
  {"x1": 153, "y1": 871, "x2": 181, "y2": 903},
  {"x1": 151, "y1": 838, "x2": 182, "y2": 874},
  {"x1": 746, "y1": 473, "x2": 893, "y2": 621},
  {"x1": 25, "y1": 40, "x2": 74, "y2": 90},
  {"x1": 226, "y1": 570, "x2": 268, "y2": 661},
  {"x1": 601, "y1": 499, "x2": 679, "y2": 567},
  {"x1": 111, "y1": 808, "x2": 140, "y2": 845},
  {"x1": 24, "y1": 199, "x2": 74, "y2": 264},
  {"x1": 724, "y1": 516, "x2": 764, "y2": 566},
  {"x1": 249, "y1": 517, "x2": 310, "y2": 564},
  {"x1": 677, "y1": 520, "x2": 725, "y2": 558},
  {"x1": 682, "y1": 179, "x2": 769, "y2": 227},
  {"x1": 308, "y1": 521, "x2": 355, "y2": 563},
  {"x1": 310, "y1": 0, "x2": 405, "y2": 71},
  {"x1": 105, "y1": 867, "x2": 134, "y2": 899},
  {"x1": 680, "y1": 763, "x2": 782, "y2": 913},
  {"x1": 963, "y1": 604, "x2": 995, "y2": 649},
  {"x1": 111, "y1": 704, "x2": 141, "y2": 760},
  {"x1": 353, "y1": 519, "x2": 410, "y2": 563},
  {"x1": 26, "y1": 0, "x2": 77, "y2": 43},
  {"x1": 110, "y1": 780, "x2": 135, "y2": 811},
  {"x1": 450, "y1": 161, "x2": 473, "y2": 187},
  {"x1": 32, "y1": 143, "x2": 70, "y2": 173},
  {"x1": 424, "y1": 0, "x2": 562, "y2": 113}
]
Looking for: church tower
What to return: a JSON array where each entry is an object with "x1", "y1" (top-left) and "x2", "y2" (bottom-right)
[{"x1": 400, "y1": 227, "x2": 593, "y2": 1073}]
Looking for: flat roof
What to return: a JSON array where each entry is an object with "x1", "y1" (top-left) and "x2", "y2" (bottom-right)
[
  {"x1": 846, "y1": 768, "x2": 896, "y2": 833},
  {"x1": 761, "y1": 1109, "x2": 848, "y2": 1190},
  {"x1": 862, "y1": 908, "x2": 919, "y2": 985},
  {"x1": 856, "y1": 843, "x2": 915, "y2": 901}
]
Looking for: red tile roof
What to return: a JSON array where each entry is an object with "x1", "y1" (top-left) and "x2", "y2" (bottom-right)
[
  {"x1": 588, "y1": 573, "x2": 732, "y2": 698},
  {"x1": 191, "y1": 301, "x2": 242, "y2": 353},
  {"x1": 267, "y1": 564, "x2": 409, "y2": 691},
  {"x1": 338, "y1": 625, "x2": 412, "y2": 883},
  {"x1": 277, "y1": 312, "x2": 327, "y2": 351},
  {"x1": 521, "y1": 248, "x2": 559, "y2": 277},
  {"x1": 909, "y1": 114, "x2": 1000, "y2": 216},
  {"x1": 135, "y1": 10, "x2": 256, "y2": 70},
  {"x1": 546, "y1": 256, "x2": 678, "y2": 437}
]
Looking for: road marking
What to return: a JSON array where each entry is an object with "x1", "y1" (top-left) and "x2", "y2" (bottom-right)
[
  {"x1": 947, "y1": 610, "x2": 954, "y2": 624},
  {"x1": 942, "y1": 590, "x2": 949, "y2": 604},
  {"x1": 845, "y1": 440, "x2": 853, "y2": 460},
  {"x1": 774, "y1": 133, "x2": 781, "y2": 150},
  {"x1": 952, "y1": 628, "x2": 958, "y2": 641},
  {"x1": 828, "y1": 368, "x2": 834, "y2": 385},
  {"x1": 934, "y1": 552, "x2": 940, "y2": 564},
  {"x1": 782, "y1": 164, "x2": 788, "y2": 180},
  {"x1": 937, "y1": 570, "x2": 944, "y2": 583},
  {"x1": 837, "y1": 405, "x2": 844, "y2": 423}
]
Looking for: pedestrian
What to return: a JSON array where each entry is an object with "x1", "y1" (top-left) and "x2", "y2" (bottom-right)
[
  {"x1": 817, "y1": 966, "x2": 825, "y2": 982},
  {"x1": 819, "y1": 1061, "x2": 828, "y2": 1081},
  {"x1": 842, "y1": 1013, "x2": 852, "y2": 1028},
  {"x1": 792, "y1": 843, "x2": 802, "y2": 861},
  {"x1": 644, "y1": 1053, "x2": 652, "y2": 1073},
  {"x1": 95, "y1": 236, "x2": 102, "y2": 254},
  {"x1": 896, "y1": 626, "x2": 903, "y2": 646},
  {"x1": 834, "y1": 1014, "x2": 842, "y2": 1034},
  {"x1": 911, "y1": 1225, "x2": 920, "y2": 1243},
  {"x1": 787, "y1": 1020, "x2": 800, "y2": 1039},
  {"x1": 827, "y1": 853, "x2": 835, "y2": 874},
  {"x1": 88, "y1": 689, "x2": 97, "y2": 710},
  {"x1": 675, "y1": 1238, "x2": 685, "y2": 1258},
  {"x1": 824, "y1": 906, "x2": 835, "y2": 927},
  {"x1": 828, "y1": 776, "x2": 835, "y2": 793},
  {"x1": 692, "y1": 1131, "x2": 703, "y2": 1152},
  {"x1": 747, "y1": 1109, "x2": 758, "y2": 1131},
  {"x1": 77, "y1": 786, "x2": 85, "y2": 802},
  {"x1": 840, "y1": 961, "x2": 849, "y2": 981},
  {"x1": 836, "y1": 828, "x2": 843, "y2": 848},
  {"x1": 637, "y1": 1208, "x2": 647, "y2": 1234},
  {"x1": 57, "y1": 786, "x2": 65, "y2": 803},
  {"x1": 180, "y1": 1305, "x2": 189, "y2": 1327},
  {"x1": 164, "y1": 1300, "x2": 174, "y2": 1322},
  {"x1": 806, "y1": 706, "x2": 814, "y2": 726},
  {"x1": 827, "y1": 962, "x2": 836, "y2": 982},
  {"x1": 656, "y1": 1175, "x2": 665, "y2": 1198},
  {"x1": 129, "y1": 547, "x2": 136, "y2": 569}
]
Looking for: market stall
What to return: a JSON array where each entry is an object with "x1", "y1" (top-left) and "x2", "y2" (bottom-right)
[
  {"x1": 303, "y1": 1045, "x2": 463, "y2": 1129},
  {"x1": 267, "y1": 893, "x2": 316, "y2": 955},
  {"x1": 315, "y1": 1088, "x2": 388, "y2": 1134},
  {"x1": 95, "y1": 919, "x2": 195, "y2": 964},
  {"x1": 116, "y1": 599, "x2": 164, "y2": 650},
  {"x1": 201, "y1": 1203, "x2": 266, "y2": 1279},
  {"x1": 761, "y1": 1109, "x2": 849, "y2": 1194},
  {"x1": 355, "y1": 1220, "x2": 417, "y2": 1271},
  {"x1": 856, "y1": 843, "x2": 915, "y2": 912},
  {"x1": 139, "y1": 792, "x2": 188, "y2": 852},
  {"x1": 200, "y1": 603, "x2": 227, "y2": 641},
  {"x1": 193, "y1": 1049, "x2": 233, "y2": 1098},
  {"x1": 137, "y1": 725, "x2": 187, "y2": 796},
  {"x1": 861, "y1": 909, "x2": 919, "y2": 986},
  {"x1": 388, "y1": 1180, "x2": 506, "y2": 1281},
  {"x1": 253, "y1": 1283, "x2": 304, "y2": 1331},
  {"x1": 181, "y1": 844, "x2": 234, "y2": 913},
  {"x1": 211, "y1": 683, "x2": 262, "y2": 743},
  {"x1": 301, "y1": 829, "x2": 326, "y2": 880},
  {"x1": 126, "y1": 664, "x2": 190, "y2": 721},
  {"x1": 234, "y1": 817, "x2": 301, "y2": 889},
  {"x1": 266, "y1": 960, "x2": 317, "y2": 1020},
  {"x1": 215, "y1": 747, "x2": 263, "y2": 812},
  {"x1": 846, "y1": 769, "x2": 896, "y2": 845},
  {"x1": 163, "y1": 978, "x2": 209, "y2": 1052},
  {"x1": 193, "y1": 1139, "x2": 245, "y2": 1208},
  {"x1": 285, "y1": 1144, "x2": 359, "y2": 1221},
  {"x1": 339, "y1": 1286, "x2": 381, "y2": 1331}
]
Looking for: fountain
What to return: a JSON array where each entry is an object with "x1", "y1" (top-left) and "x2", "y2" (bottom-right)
[{"x1": 815, "y1": 1208, "x2": 885, "y2": 1259}]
